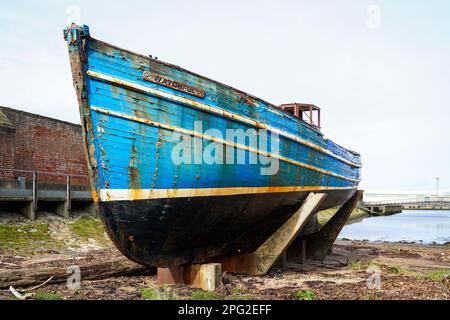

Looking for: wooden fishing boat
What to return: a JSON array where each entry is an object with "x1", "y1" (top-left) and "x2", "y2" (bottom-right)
[{"x1": 64, "y1": 24, "x2": 361, "y2": 267}]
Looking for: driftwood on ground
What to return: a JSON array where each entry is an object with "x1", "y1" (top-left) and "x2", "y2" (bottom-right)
[{"x1": 0, "y1": 257, "x2": 152, "y2": 289}]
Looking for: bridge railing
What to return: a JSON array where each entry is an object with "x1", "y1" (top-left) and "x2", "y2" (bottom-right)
[{"x1": 362, "y1": 200, "x2": 450, "y2": 206}]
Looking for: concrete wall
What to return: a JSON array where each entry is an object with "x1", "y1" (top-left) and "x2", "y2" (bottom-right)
[{"x1": 0, "y1": 106, "x2": 89, "y2": 186}]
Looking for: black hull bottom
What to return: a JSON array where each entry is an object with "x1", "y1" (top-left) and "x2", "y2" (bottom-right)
[{"x1": 98, "y1": 189, "x2": 357, "y2": 267}]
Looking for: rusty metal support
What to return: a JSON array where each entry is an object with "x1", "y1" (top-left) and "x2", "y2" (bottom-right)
[
  {"x1": 220, "y1": 192, "x2": 326, "y2": 276},
  {"x1": 302, "y1": 190, "x2": 364, "y2": 261},
  {"x1": 318, "y1": 109, "x2": 321, "y2": 129}
]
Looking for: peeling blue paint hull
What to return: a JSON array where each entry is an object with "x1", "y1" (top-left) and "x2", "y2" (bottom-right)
[{"x1": 65, "y1": 24, "x2": 361, "y2": 267}]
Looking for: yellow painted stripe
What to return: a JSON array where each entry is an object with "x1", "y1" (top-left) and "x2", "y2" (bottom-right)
[
  {"x1": 99, "y1": 186, "x2": 357, "y2": 201},
  {"x1": 91, "y1": 106, "x2": 360, "y2": 183},
  {"x1": 86, "y1": 70, "x2": 362, "y2": 168}
]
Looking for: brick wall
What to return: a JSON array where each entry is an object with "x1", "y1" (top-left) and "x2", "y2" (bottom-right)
[
  {"x1": 0, "y1": 128, "x2": 15, "y2": 179},
  {"x1": 0, "y1": 106, "x2": 89, "y2": 186}
]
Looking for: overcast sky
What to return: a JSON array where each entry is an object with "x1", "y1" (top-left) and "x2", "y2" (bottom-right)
[{"x1": 0, "y1": 0, "x2": 449, "y2": 193}]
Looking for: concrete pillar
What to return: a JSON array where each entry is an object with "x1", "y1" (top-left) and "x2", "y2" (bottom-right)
[
  {"x1": 86, "y1": 202, "x2": 96, "y2": 217},
  {"x1": 53, "y1": 177, "x2": 71, "y2": 219},
  {"x1": 20, "y1": 201, "x2": 35, "y2": 221},
  {"x1": 55, "y1": 201, "x2": 70, "y2": 219}
]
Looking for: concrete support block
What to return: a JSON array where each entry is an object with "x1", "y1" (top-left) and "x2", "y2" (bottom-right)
[
  {"x1": 55, "y1": 201, "x2": 70, "y2": 219},
  {"x1": 157, "y1": 263, "x2": 222, "y2": 291},
  {"x1": 88, "y1": 202, "x2": 97, "y2": 217},
  {"x1": 78, "y1": 202, "x2": 96, "y2": 217},
  {"x1": 19, "y1": 201, "x2": 36, "y2": 221}
]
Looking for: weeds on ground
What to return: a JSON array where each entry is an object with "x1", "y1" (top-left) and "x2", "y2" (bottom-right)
[
  {"x1": 294, "y1": 290, "x2": 316, "y2": 300},
  {"x1": 420, "y1": 269, "x2": 450, "y2": 281},
  {"x1": 68, "y1": 216, "x2": 109, "y2": 245},
  {"x1": 140, "y1": 286, "x2": 178, "y2": 300},
  {"x1": 387, "y1": 266, "x2": 403, "y2": 274},
  {"x1": 191, "y1": 291, "x2": 219, "y2": 300},
  {"x1": 0, "y1": 223, "x2": 62, "y2": 253},
  {"x1": 34, "y1": 291, "x2": 63, "y2": 300}
]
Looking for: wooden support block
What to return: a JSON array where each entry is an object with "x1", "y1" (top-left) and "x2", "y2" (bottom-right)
[
  {"x1": 286, "y1": 239, "x2": 306, "y2": 264},
  {"x1": 157, "y1": 266, "x2": 185, "y2": 285},
  {"x1": 302, "y1": 190, "x2": 364, "y2": 261},
  {"x1": 222, "y1": 193, "x2": 326, "y2": 275},
  {"x1": 273, "y1": 251, "x2": 287, "y2": 269},
  {"x1": 157, "y1": 263, "x2": 222, "y2": 291},
  {"x1": 185, "y1": 263, "x2": 221, "y2": 291}
]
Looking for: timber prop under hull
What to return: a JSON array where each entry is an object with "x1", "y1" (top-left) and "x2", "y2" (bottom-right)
[
  {"x1": 100, "y1": 189, "x2": 356, "y2": 267},
  {"x1": 64, "y1": 24, "x2": 362, "y2": 267}
]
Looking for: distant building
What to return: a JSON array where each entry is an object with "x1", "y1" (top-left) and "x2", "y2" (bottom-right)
[{"x1": 0, "y1": 106, "x2": 89, "y2": 186}]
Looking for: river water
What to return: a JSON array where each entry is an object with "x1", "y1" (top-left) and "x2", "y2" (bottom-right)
[{"x1": 338, "y1": 210, "x2": 450, "y2": 244}]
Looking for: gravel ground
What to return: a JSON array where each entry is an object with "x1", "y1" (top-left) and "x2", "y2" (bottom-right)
[{"x1": 0, "y1": 212, "x2": 449, "y2": 300}]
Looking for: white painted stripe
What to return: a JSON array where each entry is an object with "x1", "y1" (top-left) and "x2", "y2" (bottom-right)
[
  {"x1": 91, "y1": 106, "x2": 360, "y2": 183},
  {"x1": 86, "y1": 70, "x2": 362, "y2": 168},
  {"x1": 98, "y1": 186, "x2": 357, "y2": 201}
]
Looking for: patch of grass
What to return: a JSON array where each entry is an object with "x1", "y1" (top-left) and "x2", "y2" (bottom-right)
[
  {"x1": 294, "y1": 290, "x2": 316, "y2": 300},
  {"x1": 318, "y1": 208, "x2": 368, "y2": 226},
  {"x1": 191, "y1": 290, "x2": 219, "y2": 300},
  {"x1": 318, "y1": 208, "x2": 338, "y2": 225},
  {"x1": 140, "y1": 287, "x2": 178, "y2": 300},
  {"x1": 387, "y1": 266, "x2": 403, "y2": 274},
  {"x1": 422, "y1": 269, "x2": 450, "y2": 281},
  {"x1": 34, "y1": 291, "x2": 63, "y2": 300},
  {"x1": 0, "y1": 223, "x2": 62, "y2": 253},
  {"x1": 222, "y1": 284, "x2": 253, "y2": 300},
  {"x1": 68, "y1": 216, "x2": 108, "y2": 245}
]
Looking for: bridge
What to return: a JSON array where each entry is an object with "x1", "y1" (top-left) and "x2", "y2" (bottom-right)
[
  {"x1": 358, "y1": 199, "x2": 450, "y2": 216},
  {"x1": 362, "y1": 200, "x2": 450, "y2": 211}
]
